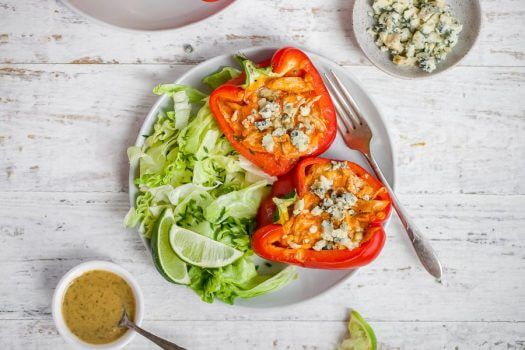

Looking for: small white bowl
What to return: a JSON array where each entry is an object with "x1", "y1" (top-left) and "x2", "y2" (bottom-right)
[
  {"x1": 352, "y1": 0, "x2": 482, "y2": 79},
  {"x1": 52, "y1": 261, "x2": 145, "y2": 350}
]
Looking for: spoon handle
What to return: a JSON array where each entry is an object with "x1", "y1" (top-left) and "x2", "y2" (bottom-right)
[{"x1": 123, "y1": 320, "x2": 186, "y2": 350}]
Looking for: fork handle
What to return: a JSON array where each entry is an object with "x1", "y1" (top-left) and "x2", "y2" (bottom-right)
[{"x1": 364, "y1": 153, "x2": 443, "y2": 280}]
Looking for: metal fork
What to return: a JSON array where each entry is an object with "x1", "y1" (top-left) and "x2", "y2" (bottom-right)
[{"x1": 323, "y1": 69, "x2": 442, "y2": 281}]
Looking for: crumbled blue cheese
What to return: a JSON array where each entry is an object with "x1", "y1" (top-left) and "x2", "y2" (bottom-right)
[
  {"x1": 258, "y1": 87, "x2": 279, "y2": 100},
  {"x1": 322, "y1": 197, "x2": 334, "y2": 209},
  {"x1": 262, "y1": 134, "x2": 275, "y2": 152},
  {"x1": 339, "y1": 238, "x2": 358, "y2": 250},
  {"x1": 326, "y1": 206, "x2": 345, "y2": 222},
  {"x1": 318, "y1": 219, "x2": 358, "y2": 250},
  {"x1": 300, "y1": 105, "x2": 311, "y2": 116},
  {"x1": 324, "y1": 192, "x2": 357, "y2": 221},
  {"x1": 311, "y1": 175, "x2": 333, "y2": 198},
  {"x1": 321, "y1": 220, "x2": 334, "y2": 241},
  {"x1": 283, "y1": 102, "x2": 294, "y2": 116},
  {"x1": 331, "y1": 227, "x2": 349, "y2": 240},
  {"x1": 241, "y1": 114, "x2": 255, "y2": 128},
  {"x1": 255, "y1": 119, "x2": 271, "y2": 131},
  {"x1": 290, "y1": 129, "x2": 309, "y2": 152},
  {"x1": 368, "y1": 0, "x2": 462, "y2": 72},
  {"x1": 259, "y1": 100, "x2": 280, "y2": 119},
  {"x1": 339, "y1": 192, "x2": 358, "y2": 208},
  {"x1": 293, "y1": 199, "x2": 305, "y2": 216},
  {"x1": 331, "y1": 161, "x2": 348, "y2": 170},
  {"x1": 320, "y1": 220, "x2": 349, "y2": 243},
  {"x1": 309, "y1": 225, "x2": 318, "y2": 234},
  {"x1": 312, "y1": 239, "x2": 327, "y2": 251},
  {"x1": 311, "y1": 206, "x2": 323, "y2": 216},
  {"x1": 272, "y1": 127, "x2": 286, "y2": 137}
]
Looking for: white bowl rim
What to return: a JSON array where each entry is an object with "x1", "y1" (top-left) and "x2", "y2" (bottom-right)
[
  {"x1": 60, "y1": 0, "x2": 238, "y2": 33},
  {"x1": 52, "y1": 261, "x2": 145, "y2": 350}
]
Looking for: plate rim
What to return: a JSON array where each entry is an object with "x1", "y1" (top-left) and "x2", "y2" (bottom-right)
[
  {"x1": 60, "y1": 0, "x2": 238, "y2": 33},
  {"x1": 352, "y1": 0, "x2": 483, "y2": 80},
  {"x1": 128, "y1": 46, "x2": 397, "y2": 307}
]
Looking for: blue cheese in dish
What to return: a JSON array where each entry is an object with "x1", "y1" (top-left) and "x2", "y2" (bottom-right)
[{"x1": 368, "y1": 0, "x2": 463, "y2": 73}]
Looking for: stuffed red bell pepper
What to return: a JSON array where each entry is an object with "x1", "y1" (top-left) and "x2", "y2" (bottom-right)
[
  {"x1": 209, "y1": 47, "x2": 337, "y2": 176},
  {"x1": 252, "y1": 157, "x2": 392, "y2": 269}
]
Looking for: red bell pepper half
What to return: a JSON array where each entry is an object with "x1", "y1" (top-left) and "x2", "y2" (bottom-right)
[
  {"x1": 252, "y1": 157, "x2": 392, "y2": 269},
  {"x1": 209, "y1": 47, "x2": 337, "y2": 176}
]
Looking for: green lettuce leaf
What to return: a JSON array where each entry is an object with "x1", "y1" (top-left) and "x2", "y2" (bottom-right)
[
  {"x1": 188, "y1": 258, "x2": 297, "y2": 304},
  {"x1": 153, "y1": 84, "x2": 207, "y2": 103},
  {"x1": 202, "y1": 66, "x2": 241, "y2": 90},
  {"x1": 171, "y1": 90, "x2": 191, "y2": 130},
  {"x1": 205, "y1": 180, "x2": 270, "y2": 223},
  {"x1": 177, "y1": 104, "x2": 217, "y2": 155},
  {"x1": 235, "y1": 265, "x2": 297, "y2": 299}
]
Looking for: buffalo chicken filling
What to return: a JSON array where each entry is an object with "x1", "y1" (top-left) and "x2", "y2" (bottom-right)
[
  {"x1": 219, "y1": 74, "x2": 327, "y2": 158},
  {"x1": 277, "y1": 161, "x2": 389, "y2": 251}
]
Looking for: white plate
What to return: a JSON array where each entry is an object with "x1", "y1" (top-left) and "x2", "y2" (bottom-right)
[
  {"x1": 353, "y1": 0, "x2": 481, "y2": 79},
  {"x1": 129, "y1": 47, "x2": 395, "y2": 307},
  {"x1": 61, "y1": 0, "x2": 236, "y2": 32}
]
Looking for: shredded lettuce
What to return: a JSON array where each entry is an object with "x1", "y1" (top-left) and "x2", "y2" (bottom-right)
[
  {"x1": 152, "y1": 84, "x2": 207, "y2": 103},
  {"x1": 125, "y1": 80, "x2": 295, "y2": 303},
  {"x1": 205, "y1": 180, "x2": 269, "y2": 223},
  {"x1": 239, "y1": 155, "x2": 277, "y2": 184}
]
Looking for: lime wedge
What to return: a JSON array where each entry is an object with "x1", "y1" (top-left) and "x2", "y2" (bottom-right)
[
  {"x1": 340, "y1": 311, "x2": 377, "y2": 350},
  {"x1": 169, "y1": 225, "x2": 243, "y2": 268},
  {"x1": 151, "y1": 209, "x2": 190, "y2": 285}
]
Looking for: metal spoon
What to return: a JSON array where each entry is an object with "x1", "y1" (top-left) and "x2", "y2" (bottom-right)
[{"x1": 119, "y1": 308, "x2": 186, "y2": 350}]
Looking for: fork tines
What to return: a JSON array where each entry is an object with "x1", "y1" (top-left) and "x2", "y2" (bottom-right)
[{"x1": 323, "y1": 70, "x2": 369, "y2": 133}]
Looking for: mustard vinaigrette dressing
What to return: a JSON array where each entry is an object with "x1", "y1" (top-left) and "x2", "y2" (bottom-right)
[{"x1": 61, "y1": 270, "x2": 136, "y2": 344}]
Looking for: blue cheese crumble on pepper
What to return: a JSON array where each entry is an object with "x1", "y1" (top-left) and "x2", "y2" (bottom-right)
[{"x1": 368, "y1": 0, "x2": 463, "y2": 73}]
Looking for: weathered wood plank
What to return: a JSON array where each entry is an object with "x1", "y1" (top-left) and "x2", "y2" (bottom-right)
[
  {"x1": 1, "y1": 319, "x2": 524, "y2": 350},
  {"x1": 1, "y1": 0, "x2": 524, "y2": 348},
  {"x1": 1, "y1": 64, "x2": 523, "y2": 194},
  {"x1": 0, "y1": 0, "x2": 523, "y2": 66},
  {"x1": 1, "y1": 191, "x2": 523, "y2": 322}
]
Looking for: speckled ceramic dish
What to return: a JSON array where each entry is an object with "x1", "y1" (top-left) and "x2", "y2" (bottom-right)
[{"x1": 352, "y1": 0, "x2": 481, "y2": 79}]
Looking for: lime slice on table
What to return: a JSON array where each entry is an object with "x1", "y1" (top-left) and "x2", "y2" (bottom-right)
[
  {"x1": 340, "y1": 311, "x2": 377, "y2": 350},
  {"x1": 169, "y1": 225, "x2": 243, "y2": 268},
  {"x1": 150, "y1": 209, "x2": 191, "y2": 285}
]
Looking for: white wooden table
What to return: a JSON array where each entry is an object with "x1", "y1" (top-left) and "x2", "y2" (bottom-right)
[{"x1": 1, "y1": 1, "x2": 524, "y2": 349}]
